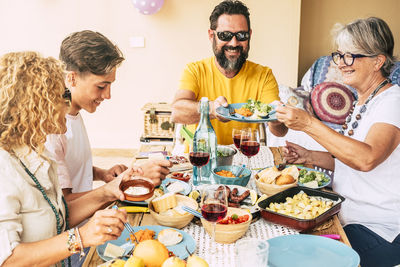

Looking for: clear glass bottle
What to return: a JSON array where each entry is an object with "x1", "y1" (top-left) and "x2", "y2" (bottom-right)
[{"x1": 192, "y1": 97, "x2": 217, "y2": 185}]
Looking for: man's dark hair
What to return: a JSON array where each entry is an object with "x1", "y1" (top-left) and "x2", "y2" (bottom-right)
[
  {"x1": 209, "y1": 0, "x2": 250, "y2": 31},
  {"x1": 60, "y1": 30, "x2": 124, "y2": 75}
]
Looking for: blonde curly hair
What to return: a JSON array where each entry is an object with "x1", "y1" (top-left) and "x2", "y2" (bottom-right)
[{"x1": 0, "y1": 51, "x2": 67, "y2": 154}]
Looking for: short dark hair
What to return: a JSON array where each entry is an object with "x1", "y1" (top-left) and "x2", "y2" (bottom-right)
[
  {"x1": 60, "y1": 30, "x2": 124, "y2": 75},
  {"x1": 209, "y1": 0, "x2": 250, "y2": 31}
]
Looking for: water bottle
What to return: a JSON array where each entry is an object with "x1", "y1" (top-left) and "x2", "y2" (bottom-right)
[{"x1": 191, "y1": 97, "x2": 217, "y2": 185}]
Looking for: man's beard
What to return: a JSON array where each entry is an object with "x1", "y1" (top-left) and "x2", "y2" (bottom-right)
[{"x1": 213, "y1": 36, "x2": 249, "y2": 72}]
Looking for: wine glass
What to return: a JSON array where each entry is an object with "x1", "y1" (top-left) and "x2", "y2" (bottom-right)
[
  {"x1": 232, "y1": 128, "x2": 243, "y2": 149},
  {"x1": 240, "y1": 128, "x2": 260, "y2": 170},
  {"x1": 189, "y1": 139, "x2": 210, "y2": 184},
  {"x1": 201, "y1": 186, "x2": 228, "y2": 243}
]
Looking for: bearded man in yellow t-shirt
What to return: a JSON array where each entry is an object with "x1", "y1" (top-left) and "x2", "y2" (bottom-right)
[{"x1": 172, "y1": 0, "x2": 287, "y2": 145}]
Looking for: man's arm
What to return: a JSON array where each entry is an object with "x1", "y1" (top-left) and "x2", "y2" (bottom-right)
[
  {"x1": 171, "y1": 89, "x2": 200, "y2": 124},
  {"x1": 268, "y1": 120, "x2": 288, "y2": 137}
]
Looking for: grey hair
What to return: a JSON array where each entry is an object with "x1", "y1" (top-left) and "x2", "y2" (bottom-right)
[{"x1": 332, "y1": 17, "x2": 395, "y2": 77}]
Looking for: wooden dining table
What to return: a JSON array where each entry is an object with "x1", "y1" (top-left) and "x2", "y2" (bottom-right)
[{"x1": 83, "y1": 146, "x2": 351, "y2": 267}]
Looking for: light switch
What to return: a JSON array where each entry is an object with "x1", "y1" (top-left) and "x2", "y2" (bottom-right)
[{"x1": 129, "y1": 36, "x2": 145, "y2": 48}]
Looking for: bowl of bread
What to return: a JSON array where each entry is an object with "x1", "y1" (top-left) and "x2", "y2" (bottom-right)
[
  {"x1": 201, "y1": 207, "x2": 252, "y2": 244},
  {"x1": 255, "y1": 165, "x2": 298, "y2": 196},
  {"x1": 149, "y1": 193, "x2": 198, "y2": 229}
]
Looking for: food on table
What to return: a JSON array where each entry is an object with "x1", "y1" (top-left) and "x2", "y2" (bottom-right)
[
  {"x1": 216, "y1": 149, "x2": 230, "y2": 157},
  {"x1": 256, "y1": 165, "x2": 299, "y2": 185},
  {"x1": 188, "y1": 190, "x2": 200, "y2": 201},
  {"x1": 125, "y1": 256, "x2": 145, "y2": 267},
  {"x1": 236, "y1": 99, "x2": 273, "y2": 119},
  {"x1": 169, "y1": 155, "x2": 189, "y2": 164},
  {"x1": 235, "y1": 106, "x2": 253, "y2": 117},
  {"x1": 266, "y1": 191, "x2": 334, "y2": 219},
  {"x1": 215, "y1": 185, "x2": 250, "y2": 208},
  {"x1": 249, "y1": 189, "x2": 258, "y2": 205},
  {"x1": 161, "y1": 256, "x2": 186, "y2": 267},
  {"x1": 152, "y1": 192, "x2": 177, "y2": 213},
  {"x1": 255, "y1": 194, "x2": 268, "y2": 205},
  {"x1": 170, "y1": 172, "x2": 191, "y2": 182},
  {"x1": 103, "y1": 242, "x2": 125, "y2": 258},
  {"x1": 186, "y1": 255, "x2": 209, "y2": 267},
  {"x1": 166, "y1": 181, "x2": 185, "y2": 194},
  {"x1": 133, "y1": 239, "x2": 169, "y2": 267},
  {"x1": 129, "y1": 229, "x2": 155, "y2": 245},
  {"x1": 124, "y1": 186, "x2": 150, "y2": 196},
  {"x1": 98, "y1": 259, "x2": 126, "y2": 267},
  {"x1": 298, "y1": 168, "x2": 330, "y2": 188},
  {"x1": 215, "y1": 169, "x2": 237, "y2": 177},
  {"x1": 275, "y1": 174, "x2": 295, "y2": 185},
  {"x1": 157, "y1": 228, "x2": 183, "y2": 246},
  {"x1": 218, "y1": 213, "x2": 250, "y2": 224}
]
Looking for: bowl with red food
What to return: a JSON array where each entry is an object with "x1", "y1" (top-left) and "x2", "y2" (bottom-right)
[
  {"x1": 120, "y1": 178, "x2": 155, "y2": 202},
  {"x1": 168, "y1": 171, "x2": 192, "y2": 183},
  {"x1": 201, "y1": 207, "x2": 252, "y2": 244}
]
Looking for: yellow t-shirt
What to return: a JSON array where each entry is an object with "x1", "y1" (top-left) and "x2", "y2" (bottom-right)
[{"x1": 179, "y1": 57, "x2": 280, "y2": 145}]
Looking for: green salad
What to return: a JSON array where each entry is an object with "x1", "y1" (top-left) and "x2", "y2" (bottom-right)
[
  {"x1": 299, "y1": 169, "x2": 330, "y2": 186},
  {"x1": 242, "y1": 99, "x2": 272, "y2": 118}
]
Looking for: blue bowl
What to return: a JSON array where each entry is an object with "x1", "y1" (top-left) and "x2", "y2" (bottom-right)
[{"x1": 212, "y1": 165, "x2": 251, "y2": 186}]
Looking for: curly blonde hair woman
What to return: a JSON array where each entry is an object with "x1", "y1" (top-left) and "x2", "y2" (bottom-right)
[
  {"x1": 0, "y1": 51, "x2": 67, "y2": 153},
  {"x1": 0, "y1": 52, "x2": 133, "y2": 267}
]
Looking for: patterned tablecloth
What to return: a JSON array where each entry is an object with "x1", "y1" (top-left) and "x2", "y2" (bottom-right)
[{"x1": 187, "y1": 146, "x2": 298, "y2": 267}]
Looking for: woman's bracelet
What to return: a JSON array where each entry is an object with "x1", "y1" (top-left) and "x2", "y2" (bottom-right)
[
  {"x1": 67, "y1": 228, "x2": 81, "y2": 255},
  {"x1": 74, "y1": 227, "x2": 86, "y2": 260}
]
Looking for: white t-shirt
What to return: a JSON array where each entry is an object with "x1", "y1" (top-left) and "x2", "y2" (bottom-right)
[
  {"x1": 0, "y1": 147, "x2": 66, "y2": 267},
  {"x1": 333, "y1": 84, "x2": 400, "y2": 242},
  {"x1": 46, "y1": 113, "x2": 93, "y2": 193}
]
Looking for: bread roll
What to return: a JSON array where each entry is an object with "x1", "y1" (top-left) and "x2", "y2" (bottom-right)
[{"x1": 275, "y1": 174, "x2": 295, "y2": 185}]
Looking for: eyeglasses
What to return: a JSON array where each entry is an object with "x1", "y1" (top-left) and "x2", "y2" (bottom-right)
[
  {"x1": 215, "y1": 31, "x2": 250, "y2": 42},
  {"x1": 63, "y1": 88, "x2": 71, "y2": 105},
  {"x1": 331, "y1": 52, "x2": 369, "y2": 66}
]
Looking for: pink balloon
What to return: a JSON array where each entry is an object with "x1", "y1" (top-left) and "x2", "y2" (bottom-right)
[{"x1": 132, "y1": 0, "x2": 164, "y2": 15}]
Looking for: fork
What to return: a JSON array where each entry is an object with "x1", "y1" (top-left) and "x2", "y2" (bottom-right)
[
  {"x1": 228, "y1": 106, "x2": 235, "y2": 116},
  {"x1": 112, "y1": 205, "x2": 139, "y2": 244},
  {"x1": 182, "y1": 206, "x2": 203, "y2": 219}
]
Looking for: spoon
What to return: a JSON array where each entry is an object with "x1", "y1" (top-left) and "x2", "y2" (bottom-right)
[{"x1": 235, "y1": 164, "x2": 246, "y2": 177}]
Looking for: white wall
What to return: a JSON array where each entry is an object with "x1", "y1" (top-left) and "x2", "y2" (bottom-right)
[{"x1": 0, "y1": 0, "x2": 300, "y2": 148}]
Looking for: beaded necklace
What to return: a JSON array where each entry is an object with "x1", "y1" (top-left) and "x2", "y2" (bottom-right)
[
  {"x1": 19, "y1": 159, "x2": 70, "y2": 267},
  {"x1": 339, "y1": 78, "x2": 390, "y2": 136}
]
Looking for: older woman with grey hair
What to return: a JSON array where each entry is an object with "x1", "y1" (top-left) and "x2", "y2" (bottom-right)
[{"x1": 276, "y1": 17, "x2": 400, "y2": 267}]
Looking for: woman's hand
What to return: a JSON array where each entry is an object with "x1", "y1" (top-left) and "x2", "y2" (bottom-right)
[
  {"x1": 102, "y1": 168, "x2": 136, "y2": 202},
  {"x1": 78, "y1": 208, "x2": 127, "y2": 247},
  {"x1": 283, "y1": 141, "x2": 312, "y2": 165},
  {"x1": 275, "y1": 104, "x2": 314, "y2": 132}
]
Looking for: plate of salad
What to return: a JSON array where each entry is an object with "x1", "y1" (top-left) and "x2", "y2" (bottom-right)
[
  {"x1": 216, "y1": 99, "x2": 277, "y2": 123},
  {"x1": 297, "y1": 167, "x2": 331, "y2": 189}
]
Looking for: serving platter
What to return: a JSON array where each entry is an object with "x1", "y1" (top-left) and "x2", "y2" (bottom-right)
[
  {"x1": 216, "y1": 103, "x2": 277, "y2": 123},
  {"x1": 96, "y1": 226, "x2": 196, "y2": 262},
  {"x1": 268, "y1": 234, "x2": 360, "y2": 267}
]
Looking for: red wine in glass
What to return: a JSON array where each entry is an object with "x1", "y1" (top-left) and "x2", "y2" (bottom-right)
[
  {"x1": 201, "y1": 203, "x2": 227, "y2": 222},
  {"x1": 233, "y1": 134, "x2": 249, "y2": 149},
  {"x1": 240, "y1": 141, "x2": 260, "y2": 157},
  {"x1": 189, "y1": 152, "x2": 210, "y2": 167}
]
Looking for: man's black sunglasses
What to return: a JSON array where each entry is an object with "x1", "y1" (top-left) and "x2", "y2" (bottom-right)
[{"x1": 215, "y1": 31, "x2": 250, "y2": 42}]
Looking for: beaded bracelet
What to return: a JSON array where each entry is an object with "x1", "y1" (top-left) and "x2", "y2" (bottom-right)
[
  {"x1": 67, "y1": 228, "x2": 81, "y2": 255},
  {"x1": 74, "y1": 228, "x2": 86, "y2": 260}
]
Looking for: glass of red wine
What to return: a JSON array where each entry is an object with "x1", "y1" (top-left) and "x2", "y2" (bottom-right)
[
  {"x1": 201, "y1": 186, "x2": 228, "y2": 243},
  {"x1": 240, "y1": 128, "x2": 260, "y2": 170},
  {"x1": 189, "y1": 139, "x2": 210, "y2": 183}
]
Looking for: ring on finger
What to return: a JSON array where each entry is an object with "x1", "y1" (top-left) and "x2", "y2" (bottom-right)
[{"x1": 107, "y1": 227, "x2": 112, "y2": 233}]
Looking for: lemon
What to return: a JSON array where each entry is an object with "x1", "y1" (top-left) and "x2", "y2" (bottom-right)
[
  {"x1": 250, "y1": 189, "x2": 258, "y2": 205},
  {"x1": 255, "y1": 194, "x2": 268, "y2": 206},
  {"x1": 189, "y1": 190, "x2": 200, "y2": 201}
]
